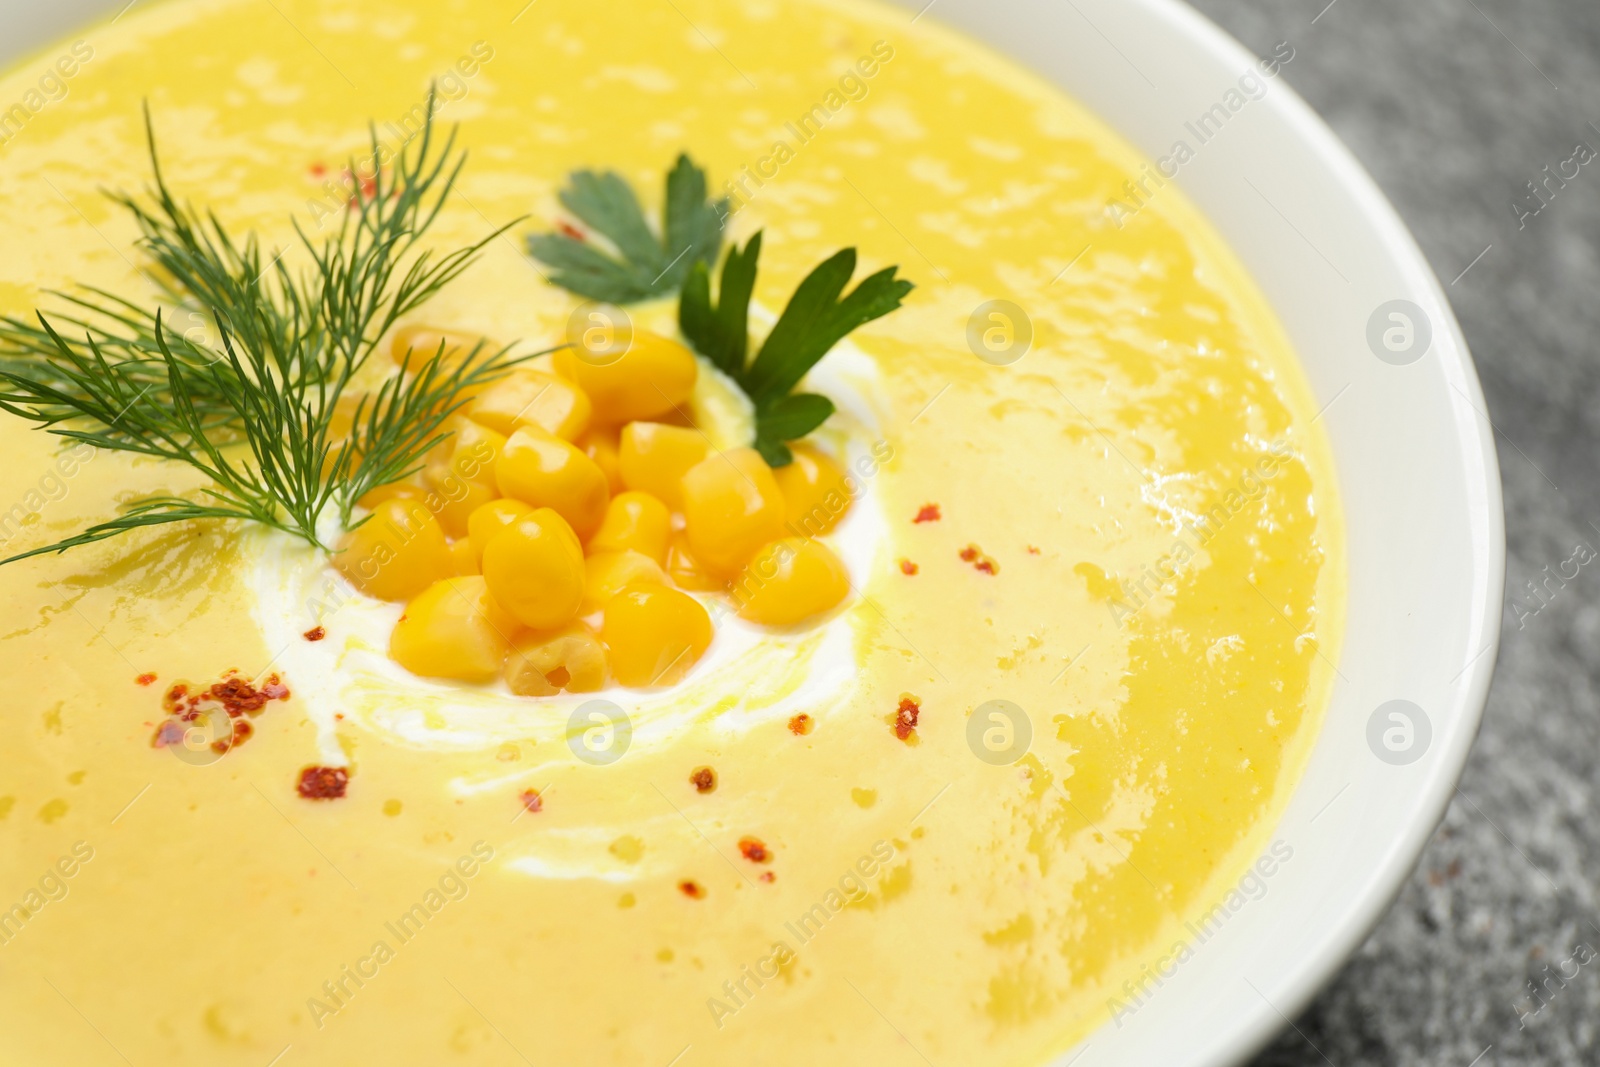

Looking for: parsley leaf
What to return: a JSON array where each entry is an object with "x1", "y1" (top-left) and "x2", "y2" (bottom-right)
[
  {"x1": 753, "y1": 393, "x2": 835, "y2": 467},
  {"x1": 527, "y1": 154, "x2": 727, "y2": 303},
  {"x1": 680, "y1": 231, "x2": 912, "y2": 466},
  {"x1": 679, "y1": 230, "x2": 760, "y2": 379}
]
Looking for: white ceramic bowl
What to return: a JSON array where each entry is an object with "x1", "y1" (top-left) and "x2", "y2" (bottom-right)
[{"x1": 0, "y1": 1, "x2": 1504, "y2": 1064}]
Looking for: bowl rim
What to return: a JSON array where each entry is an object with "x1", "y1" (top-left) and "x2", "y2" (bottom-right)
[{"x1": 1145, "y1": 2, "x2": 1504, "y2": 1060}]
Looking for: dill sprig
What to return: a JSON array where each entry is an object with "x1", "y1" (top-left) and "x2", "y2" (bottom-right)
[{"x1": 0, "y1": 94, "x2": 531, "y2": 565}]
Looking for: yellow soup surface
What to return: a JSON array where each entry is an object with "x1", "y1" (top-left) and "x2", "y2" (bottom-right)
[{"x1": 0, "y1": 1, "x2": 1343, "y2": 1065}]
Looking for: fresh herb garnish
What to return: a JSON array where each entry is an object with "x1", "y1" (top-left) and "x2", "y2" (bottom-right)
[
  {"x1": 526, "y1": 155, "x2": 727, "y2": 304},
  {"x1": 680, "y1": 231, "x2": 913, "y2": 466},
  {"x1": 0, "y1": 98, "x2": 529, "y2": 565},
  {"x1": 528, "y1": 156, "x2": 914, "y2": 466}
]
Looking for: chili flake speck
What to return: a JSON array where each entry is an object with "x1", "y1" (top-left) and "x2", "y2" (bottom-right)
[
  {"x1": 297, "y1": 766, "x2": 348, "y2": 800},
  {"x1": 135, "y1": 672, "x2": 157, "y2": 686},
  {"x1": 303, "y1": 626, "x2": 326, "y2": 642},
  {"x1": 559, "y1": 221, "x2": 586, "y2": 241},
  {"x1": 758, "y1": 871, "x2": 776, "y2": 883},
  {"x1": 738, "y1": 837, "x2": 771, "y2": 864},
  {"x1": 894, "y1": 696, "x2": 921, "y2": 741},
  {"x1": 519, "y1": 789, "x2": 543, "y2": 813},
  {"x1": 788, "y1": 713, "x2": 813, "y2": 736},
  {"x1": 1027, "y1": 545, "x2": 1041, "y2": 555},
  {"x1": 690, "y1": 767, "x2": 717, "y2": 793},
  {"x1": 913, "y1": 504, "x2": 941, "y2": 523},
  {"x1": 679, "y1": 880, "x2": 707, "y2": 899},
  {"x1": 960, "y1": 544, "x2": 999, "y2": 575},
  {"x1": 899, "y1": 559, "x2": 919, "y2": 575}
]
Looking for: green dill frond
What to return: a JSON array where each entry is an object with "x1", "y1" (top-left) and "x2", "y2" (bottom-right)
[{"x1": 0, "y1": 91, "x2": 535, "y2": 565}]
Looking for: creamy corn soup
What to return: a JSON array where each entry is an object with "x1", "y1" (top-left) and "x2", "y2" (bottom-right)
[{"x1": 0, "y1": 1, "x2": 1342, "y2": 1065}]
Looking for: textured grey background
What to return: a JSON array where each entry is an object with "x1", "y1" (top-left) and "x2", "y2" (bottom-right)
[{"x1": 1180, "y1": 1, "x2": 1600, "y2": 1064}]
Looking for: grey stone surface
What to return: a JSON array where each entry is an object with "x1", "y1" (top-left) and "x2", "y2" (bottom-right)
[{"x1": 1179, "y1": 0, "x2": 1600, "y2": 1064}]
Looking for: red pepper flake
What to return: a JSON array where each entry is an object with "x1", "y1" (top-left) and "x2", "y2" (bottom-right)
[
  {"x1": 738, "y1": 836, "x2": 771, "y2": 864},
  {"x1": 959, "y1": 544, "x2": 999, "y2": 575},
  {"x1": 893, "y1": 696, "x2": 921, "y2": 741},
  {"x1": 558, "y1": 220, "x2": 586, "y2": 241},
  {"x1": 787, "y1": 713, "x2": 813, "y2": 736},
  {"x1": 151, "y1": 720, "x2": 187, "y2": 749},
  {"x1": 679, "y1": 880, "x2": 707, "y2": 899},
  {"x1": 913, "y1": 504, "x2": 941, "y2": 523},
  {"x1": 150, "y1": 670, "x2": 292, "y2": 757},
  {"x1": 1027, "y1": 545, "x2": 1041, "y2": 555},
  {"x1": 899, "y1": 559, "x2": 919, "y2": 576},
  {"x1": 309, "y1": 161, "x2": 327, "y2": 178},
  {"x1": 303, "y1": 626, "x2": 326, "y2": 642},
  {"x1": 690, "y1": 766, "x2": 717, "y2": 794},
  {"x1": 758, "y1": 871, "x2": 776, "y2": 883},
  {"x1": 297, "y1": 766, "x2": 349, "y2": 800},
  {"x1": 519, "y1": 788, "x2": 543, "y2": 813},
  {"x1": 213, "y1": 718, "x2": 252, "y2": 754}
]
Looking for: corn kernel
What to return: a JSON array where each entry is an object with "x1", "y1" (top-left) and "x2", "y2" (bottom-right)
[
  {"x1": 467, "y1": 368, "x2": 592, "y2": 440},
  {"x1": 582, "y1": 550, "x2": 670, "y2": 614},
  {"x1": 587, "y1": 491, "x2": 670, "y2": 564},
  {"x1": 466, "y1": 498, "x2": 534, "y2": 561},
  {"x1": 334, "y1": 497, "x2": 453, "y2": 602},
  {"x1": 447, "y1": 538, "x2": 481, "y2": 576},
  {"x1": 618, "y1": 422, "x2": 710, "y2": 509},
  {"x1": 733, "y1": 538, "x2": 851, "y2": 626},
  {"x1": 356, "y1": 481, "x2": 428, "y2": 510},
  {"x1": 328, "y1": 391, "x2": 366, "y2": 445},
  {"x1": 773, "y1": 443, "x2": 853, "y2": 536},
  {"x1": 505, "y1": 624, "x2": 608, "y2": 695},
  {"x1": 578, "y1": 427, "x2": 625, "y2": 494},
  {"x1": 681, "y1": 448, "x2": 787, "y2": 577},
  {"x1": 323, "y1": 393, "x2": 369, "y2": 477},
  {"x1": 427, "y1": 478, "x2": 498, "y2": 540},
  {"x1": 601, "y1": 583, "x2": 713, "y2": 688},
  {"x1": 481, "y1": 508, "x2": 586, "y2": 630},
  {"x1": 390, "y1": 324, "x2": 496, "y2": 371},
  {"x1": 494, "y1": 426, "x2": 611, "y2": 539},
  {"x1": 389, "y1": 576, "x2": 518, "y2": 683},
  {"x1": 425, "y1": 417, "x2": 507, "y2": 537},
  {"x1": 666, "y1": 532, "x2": 727, "y2": 592},
  {"x1": 553, "y1": 330, "x2": 697, "y2": 424}
]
